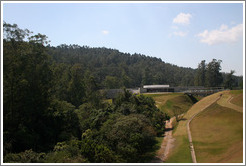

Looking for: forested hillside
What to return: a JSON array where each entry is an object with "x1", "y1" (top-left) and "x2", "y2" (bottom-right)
[
  {"x1": 47, "y1": 44, "x2": 242, "y2": 91},
  {"x1": 3, "y1": 22, "x2": 169, "y2": 163},
  {"x1": 3, "y1": 22, "x2": 242, "y2": 163},
  {"x1": 47, "y1": 44, "x2": 197, "y2": 89}
]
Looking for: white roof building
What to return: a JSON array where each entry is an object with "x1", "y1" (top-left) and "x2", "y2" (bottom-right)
[{"x1": 143, "y1": 85, "x2": 170, "y2": 89}]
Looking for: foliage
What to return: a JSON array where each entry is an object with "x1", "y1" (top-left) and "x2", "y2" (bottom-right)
[
  {"x1": 3, "y1": 22, "x2": 53, "y2": 153},
  {"x1": 48, "y1": 44, "x2": 241, "y2": 89},
  {"x1": 3, "y1": 22, "x2": 242, "y2": 163},
  {"x1": 195, "y1": 59, "x2": 223, "y2": 87},
  {"x1": 4, "y1": 149, "x2": 46, "y2": 163},
  {"x1": 48, "y1": 99, "x2": 80, "y2": 142},
  {"x1": 205, "y1": 59, "x2": 223, "y2": 87},
  {"x1": 44, "y1": 139, "x2": 87, "y2": 163},
  {"x1": 224, "y1": 70, "x2": 236, "y2": 90},
  {"x1": 194, "y1": 60, "x2": 206, "y2": 86},
  {"x1": 194, "y1": 59, "x2": 241, "y2": 89},
  {"x1": 100, "y1": 114, "x2": 156, "y2": 162},
  {"x1": 47, "y1": 44, "x2": 197, "y2": 88}
]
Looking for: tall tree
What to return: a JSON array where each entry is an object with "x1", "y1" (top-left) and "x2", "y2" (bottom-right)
[
  {"x1": 67, "y1": 64, "x2": 85, "y2": 107},
  {"x1": 224, "y1": 70, "x2": 236, "y2": 90},
  {"x1": 194, "y1": 60, "x2": 206, "y2": 86},
  {"x1": 142, "y1": 67, "x2": 153, "y2": 85},
  {"x1": 3, "y1": 22, "x2": 53, "y2": 153},
  {"x1": 83, "y1": 70, "x2": 102, "y2": 108},
  {"x1": 205, "y1": 59, "x2": 223, "y2": 87}
]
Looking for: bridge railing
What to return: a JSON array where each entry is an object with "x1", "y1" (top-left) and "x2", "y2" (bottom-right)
[{"x1": 183, "y1": 88, "x2": 224, "y2": 95}]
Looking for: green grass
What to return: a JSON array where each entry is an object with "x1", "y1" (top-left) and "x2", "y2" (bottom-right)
[
  {"x1": 230, "y1": 89, "x2": 243, "y2": 95},
  {"x1": 147, "y1": 92, "x2": 228, "y2": 163},
  {"x1": 164, "y1": 136, "x2": 192, "y2": 163},
  {"x1": 145, "y1": 136, "x2": 164, "y2": 162},
  {"x1": 163, "y1": 91, "x2": 243, "y2": 163},
  {"x1": 144, "y1": 93, "x2": 195, "y2": 162},
  {"x1": 142, "y1": 93, "x2": 181, "y2": 98},
  {"x1": 230, "y1": 90, "x2": 243, "y2": 107},
  {"x1": 190, "y1": 103, "x2": 243, "y2": 163},
  {"x1": 171, "y1": 120, "x2": 178, "y2": 134},
  {"x1": 231, "y1": 93, "x2": 243, "y2": 107},
  {"x1": 155, "y1": 136, "x2": 164, "y2": 149},
  {"x1": 161, "y1": 95, "x2": 193, "y2": 117},
  {"x1": 145, "y1": 93, "x2": 194, "y2": 117},
  {"x1": 217, "y1": 90, "x2": 243, "y2": 112},
  {"x1": 165, "y1": 92, "x2": 228, "y2": 163},
  {"x1": 103, "y1": 99, "x2": 112, "y2": 104}
]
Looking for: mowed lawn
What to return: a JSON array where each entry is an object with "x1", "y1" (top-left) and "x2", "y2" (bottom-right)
[
  {"x1": 190, "y1": 103, "x2": 243, "y2": 163},
  {"x1": 230, "y1": 90, "x2": 243, "y2": 107},
  {"x1": 165, "y1": 92, "x2": 220, "y2": 163},
  {"x1": 147, "y1": 91, "x2": 243, "y2": 163}
]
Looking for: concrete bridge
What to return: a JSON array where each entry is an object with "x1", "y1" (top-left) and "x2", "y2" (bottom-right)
[
  {"x1": 104, "y1": 86, "x2": 225, "y2": 99},
  {"x1": 183, "y1": 89, "x2": 224, "y2": 96}
]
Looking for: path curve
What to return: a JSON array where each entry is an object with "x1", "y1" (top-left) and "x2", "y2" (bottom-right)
[
  {"x1": 225, "y1": 95, "x2": 242, "y2": 112},
  {"x1": 186, "y1": 95, "x2": 221, "y2": 163}
]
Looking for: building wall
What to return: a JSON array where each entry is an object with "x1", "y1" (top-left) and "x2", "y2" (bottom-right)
[{"x1": 146, "y1": 88, "x2": 174, "y2": 93}]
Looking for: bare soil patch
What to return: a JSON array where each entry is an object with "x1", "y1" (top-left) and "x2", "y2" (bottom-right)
[{"x1": 154, "y1": 117, "x2": 176, "y2": 162}]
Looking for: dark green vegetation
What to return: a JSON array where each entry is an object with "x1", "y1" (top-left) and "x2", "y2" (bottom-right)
[
  {"x1": 3, "y1": 22, "x2": 170, "y2": 163},
  {"x1": 3, "y1": 21, "x2": 168, "y2": 162},
  {"x1": 195, "y1": 60, "x2": 242, "y2": 88},
  {"x1": 48, "y1": 46, "x2": 242, "y2": 90},
  {"x1": 190, "y1": 103, "x2": 243, "y2": 163},
  {"x1": 3, "y1": 22, "x2": 243, "y2": 163}
]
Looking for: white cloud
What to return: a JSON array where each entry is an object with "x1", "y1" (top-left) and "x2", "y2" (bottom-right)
[
  {"x1": 230, "y1": 21, "x2": 236, "y2": 25},
  {"x1": 173, "y1": 31, "x2": 187, "y2": 37},
  {"x1": 171, "y1": 25, "x2": 179, "y2": 30},
  {"x1": 197, "y1": 23, "x2": 243, "y2": 45},
  {"x1": 219, "y1": 24, "x2": 228, "y2": 31},
  {"x1": 102, "y1": 30, "x2": 109, "y2": 35},
  {"x1": 173, "y1": 13, "x2": 192, "y2": 25}
]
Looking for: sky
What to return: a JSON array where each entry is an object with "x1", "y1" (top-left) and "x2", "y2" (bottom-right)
[{"x1": 2, "y1": 2, "x2": 244, "y2": 76}]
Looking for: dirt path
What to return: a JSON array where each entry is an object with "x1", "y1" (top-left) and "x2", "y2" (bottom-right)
[
  {"x1": 186, "y1": 95, "x2": 221, "y2": 163},
  {"x1": 152, "y1": 117, "x2": 176, "y2": 162}
]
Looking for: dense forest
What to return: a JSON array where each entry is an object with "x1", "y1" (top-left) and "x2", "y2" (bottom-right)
[
  {"x1": 47, "y1": 42, "x2": 243, "y2": 92},
  {"x1": 3, "y1": 22, "x2": 242, "y2": 163}
]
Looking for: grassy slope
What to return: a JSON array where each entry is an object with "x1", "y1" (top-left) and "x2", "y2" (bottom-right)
[
  {"x1": 230, "y1": 90, "x2": 243, "y2": 107},
  {"x1": 165, "y1": 92, "x2": 222, "y2": 163},
  {"x1": 148, "y1": 90, "x2": 243, "y2": 163},
  {"x1": 217, "y1": 90, "x2": 243, "y2": 113},
  {"x1": 231, "y1": 93, "x2": 243, "y2": 107},
  {"x1": 144, "y1": 93, "x2": 195, "y2": 163},
  {"x1": 145, "y1": 93, "x2": 194, "y2": 117},
  {"x1": 190, "y1": 103, "x2": 243, "y2": 163}
]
